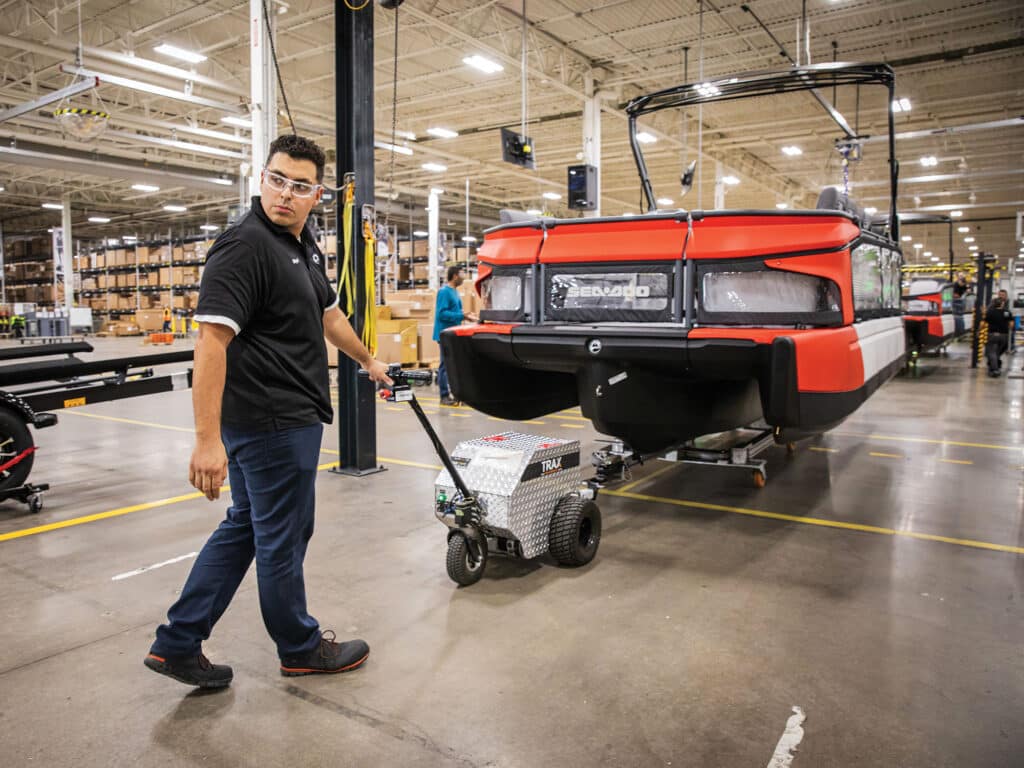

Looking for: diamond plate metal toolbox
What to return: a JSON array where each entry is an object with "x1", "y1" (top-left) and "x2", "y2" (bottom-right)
[{"x1": 435, "y1": 431, "x2": 581, "y2": 559}]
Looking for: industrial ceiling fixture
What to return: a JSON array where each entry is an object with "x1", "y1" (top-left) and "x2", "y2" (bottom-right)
[{"x1": 54, "y1": 0, "x2": 110, "y2": 141}]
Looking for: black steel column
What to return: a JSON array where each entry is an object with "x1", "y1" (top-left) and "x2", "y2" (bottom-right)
[{"x1": 334, "y1": 2, "x2": 380, "y2": 474}]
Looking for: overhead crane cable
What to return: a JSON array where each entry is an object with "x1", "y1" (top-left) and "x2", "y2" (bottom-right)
[
  {"x1": 382, "y1": 4, "x2": 400, "y2": 231},
  {"x1": 260, "y1": 0, "x2": 297, "y2": 136}
]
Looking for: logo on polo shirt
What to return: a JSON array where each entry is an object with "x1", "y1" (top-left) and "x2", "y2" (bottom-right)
[
  {"x1": 292, "y1": 258, "x2": 300, "y2": 264},
  {"x1": 312, "y1": 253, "x2": 320, "y2": 265}
]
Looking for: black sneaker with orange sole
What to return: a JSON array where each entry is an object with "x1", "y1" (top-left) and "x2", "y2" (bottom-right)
[
  {"x1": 280, "y1": 630, "x2": 369, "y2": 677},
  {"x1": 144, "y1": 652, "x2": 233, "y2": 688}
]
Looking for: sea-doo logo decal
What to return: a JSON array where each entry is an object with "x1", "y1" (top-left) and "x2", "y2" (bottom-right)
[{"x1": 565, "y1": 284, "x2": 651, "y2": 299}]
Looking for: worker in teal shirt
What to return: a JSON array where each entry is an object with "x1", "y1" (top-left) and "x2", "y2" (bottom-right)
[{"x1": 433, "y1": 265, "x2": 476, "y2": 405}]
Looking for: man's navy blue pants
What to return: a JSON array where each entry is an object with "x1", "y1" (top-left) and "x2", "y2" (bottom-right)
[{"x1": 151, "y1": 423, "x2": 323, "y2": 660}]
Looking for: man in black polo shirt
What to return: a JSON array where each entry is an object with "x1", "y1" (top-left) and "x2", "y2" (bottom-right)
[{"x1": 145, "y1": 135, "x2": 391, "y2": 688}]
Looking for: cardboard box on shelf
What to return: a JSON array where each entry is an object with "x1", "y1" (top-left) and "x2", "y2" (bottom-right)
[
  {"x1": 135, "y1": 246, "x2": 151, "y2": 263},
  {"x1": 325, "y1": 235, "x2": 338, "y2": 255},
  {"x1": 412, "y1": 263, "x2": 431, "y2": 282},
  {"x1": 377, "y1": 318, "x2": 419, "y2": 334},
  {"x1": 417, "y1": 323, "x2": 439, "y2": 364},
  {"x1": 135, "y1": 308, "x2": 164, "y2": 332},
  {"x1": 375, "y1": 326, "x2": 418, "y2": 365},
  {"x1": 376, "y1": 305, "x2": 391, "y2": 321},
  {"x1": 387, "y1": 300, "x2": 412, "y2": 318},
  {"x1": 158, "y1": 267, "x2": 172, "y2": 286},
  {"x1": 399, "y1": 239, "x2": 430, "y2": 259},
  {"x1": 172, "y1": 246, "x2": 185, "y2": 261}
]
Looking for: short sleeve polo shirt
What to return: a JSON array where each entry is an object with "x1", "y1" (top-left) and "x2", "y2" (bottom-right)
[{"x1": 195, "y1": 196, "x2": 339, "y2": 431}]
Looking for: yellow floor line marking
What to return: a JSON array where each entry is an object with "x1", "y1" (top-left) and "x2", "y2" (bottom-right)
[
  {"x1": 836, "y1": 431, "x2": 1022, "y2": 453},
  {"x1": 60, "y1": 410, "x2": 194, "y2": 433},
  {"x1": 940, "y1": 458, "x2": 974, "y2": 466},
  {"x1": 602, "y1": 489, "x2": 1024, "y2": 555},
  {"x1": 809, "y1": 446, "x2": 839, "y2": 454},
  {"x1": 487, "y1": 416, "x2": 506, "y2": 422},
  {"x1": 0, "y1": 488, "x2": 224, "y2": 542},
  {"x1": 449, "y1": 413, "x2": 472, "y2": 418},
  {"x1": 519, "y1": 420, "x2": 546, "y2": 425},
  {"x1": 617, "y1": 461, "x2": 679, "y2": 493},
  {"x1": 559, "y1": 423, "x2": 585, "y2": 429},
  {"x1": 552, "y1": 413, "x2": 591, "y2": 422},
  {"x1": 6, "y1": 449, "x2": 1018, "y2": 554},
  {"x1": 870, "y1": 452, "x2": 903, "y2": 459}
]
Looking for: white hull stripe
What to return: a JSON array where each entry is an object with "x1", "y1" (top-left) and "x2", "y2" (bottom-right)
[{"x1": 853, "y1": 316, "x2": 905, "y2": 382}]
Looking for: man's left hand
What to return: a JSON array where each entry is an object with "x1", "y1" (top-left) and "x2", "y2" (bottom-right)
[{"x1": 363, "y1": 357, "x2": 393, "y2": 386}]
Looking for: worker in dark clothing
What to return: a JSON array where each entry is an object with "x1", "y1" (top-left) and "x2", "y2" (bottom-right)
[
  {"x1": 984, "y1": 296, "x2": 1012, "y2": 377},
  {"x1": 952, "y1": 272, "x2": 969, "y2": 337},
  {"x1": 145, "y1": 135, "x2": 392, "y2": 689}
]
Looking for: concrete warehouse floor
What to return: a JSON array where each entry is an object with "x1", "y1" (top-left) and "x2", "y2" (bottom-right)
[{"x1": 0, "y1": 336, "x2": 1021, "y2": 767}]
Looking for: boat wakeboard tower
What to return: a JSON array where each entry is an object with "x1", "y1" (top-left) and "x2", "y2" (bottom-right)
[{"x1": 439, "y1": 63, "x2": 906, "y2": 484}]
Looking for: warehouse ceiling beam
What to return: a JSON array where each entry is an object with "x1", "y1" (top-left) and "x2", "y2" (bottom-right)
[
  {"x1": 0, "y1": 76, "x2": 99, "y2": 124},
  {"x1": 0, "y1": 140, "x2": 239, "y2": 192},
  {"x1": 58, "y1": 64, "x2": 246, "y2": 114}
]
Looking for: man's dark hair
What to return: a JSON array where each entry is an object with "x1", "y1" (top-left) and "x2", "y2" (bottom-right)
[
  {"x1": 447, "y1": 265, "x2": 464, "y2": 282},
  {"x1": 266, "y1": 135, "x2": 326, "y2": 182}
]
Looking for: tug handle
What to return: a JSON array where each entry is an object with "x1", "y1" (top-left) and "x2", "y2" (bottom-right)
[{"x1": 358, "y1": 365, "x2": 432, "y2": 386}]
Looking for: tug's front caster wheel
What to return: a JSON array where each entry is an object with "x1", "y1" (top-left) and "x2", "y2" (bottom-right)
[
  {"x1": 446, "y1": 532, "x2": 487, "y2": 586},
  {"x1": 752, "y1": 469, "x2": 767, "y2": 489},
  {"x1": 28, "y1": 493, "x2": 43, "y2": 513},
  {"x1": 549, "y1": 496, "x2": 601, "y2": 567}
]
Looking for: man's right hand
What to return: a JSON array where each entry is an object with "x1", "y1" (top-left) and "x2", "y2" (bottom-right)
[{"x1": 190, "y1": 437, "x2": 228, "y2": 501}]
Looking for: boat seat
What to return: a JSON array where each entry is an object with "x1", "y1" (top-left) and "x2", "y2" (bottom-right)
[{"x1": 816, "y1": 186, "x2": 866, "y2": 227}]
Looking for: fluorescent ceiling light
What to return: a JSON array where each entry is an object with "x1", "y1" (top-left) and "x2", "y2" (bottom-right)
[
  {"x1": 394, "y1": 129, "x2": 417, "y2": 141},
  {"x1": 924, "y1": 251, "x2": 933, "y2": 257},
  {"x1": 220, "y1": 116, "x2": 252, "y2": 129},
  {"x1": 696, "y1": 82, "x2": 720, "y2": 97},
  {"x1": 422, "y1": 162, "x2": 447, "y2": 172},
  {"x1": 891, "y1": 97, "x2": 912, "y2": 113},
  {"x1": 41, "y1": 202, "x2": 64, "y2": 210},
  {"x1": 525, "y1": 209, "x2": 542, "y2": 216},
  {"x1": 722, "y1": 175, "x2": 740, "y2": 185},
  {"x1": 377, "y1": 142, "x2": 414, "y2": 156},
  {"x1": 163, "y1": 204, "x2": 188, "y2": 212},
  {"x1": 636, "y1": 131, "x2": 657, "y2": 144},
  {"x1": 864, "y1": 206, "x2": 878, "y2": 215},
  {"x1": 132, "y1": 183, "x2": 160, "y2": 192},
  {"x1": 412, "y1": 230, "x2": 428, "y2": 237},
  {"x1": 154, "y1": 44, "x2": 207, "y2": 64},
  {"x1": 542, "y1": 191, "x2": 562, "y2": 201},
  {"x1": 200, "y1": 224, "x2": 219, "y2": 231},
  {"x1": 968, "y1": 245, "x2": 978, "y2": 251},
  {"x1": 622, "y1": 212, "x2": 635, "y2": 217},
  {"x1": 463, "y1": 55, "x2": 503, "y2": 74},
  {"x1": 426, "y1": 127, "x2": 458, "y2": 139},
  {"x1": 930, "y1": 256, "x2": 939, "y2": 262},
  {"x1": 657, "y1": 197, "x2": 675, "y2": 206},
  {"x1": 776, "y1": 202, "x2": 789, "y2": 209},
  {"x1": 958, "y1": 226, "x2": 970, "y2": 233},
  {"x1": 919, "y1": 155, "x2": 938, "y2": 167},
  {"x1": 901, "y1": 235, "x2": 912, "y2": 242},
  {"x1": 964, "y1": 236, "x2": 975, "y2": 243},
  {"x1": 104, "y1": 238, "x2": 118, "y2": 245},
  {"x1": 913, "y1": 243, "x2": 923, "y2": 249},
  {"x1": 429, "y1": 187, "x2": 445, "y2": 195},
  {"x1": 88, "y1": 216, "x2": 111, "y2": 223},
  {"x1": 209, "y1": 177, "x2": 233, "y2": 186},
  {"x1": 950, "y1": 210, "x2": 963, "y2": 217},
  {"x1": 462, "y1": 235, "x2": 478, "y2": 243},
  {"x1": 123, "y1": 236, "x2": 137, "y2": 242},
  {"x1": 0, "y1": 185, "x2": 5, "y2": 192},
  {"x1": 781, "y1": 146, "x2": 803, "y2": 157}
]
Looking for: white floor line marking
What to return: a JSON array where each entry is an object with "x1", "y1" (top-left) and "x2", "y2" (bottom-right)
[
  {"x1": 766, "y1": 706, "x2": 806, "y2": 768},
  {"x1": 112, "y1": 552, "x2": 198, "y2": 581}
]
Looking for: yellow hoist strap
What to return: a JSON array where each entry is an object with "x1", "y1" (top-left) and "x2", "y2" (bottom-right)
[
  {"x1": 362, "y1": 220, "x2": 377, "y2": 356},
  {"x1": 338, "y1": 184, "x2": 356, "y2": 316}
]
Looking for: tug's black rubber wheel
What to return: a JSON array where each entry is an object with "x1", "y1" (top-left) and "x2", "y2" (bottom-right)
[
  {"x1": 446, "y1": 532, "x2": 487, "y2": 586},
  {"x1": 0, "y1": 409, "x2": 34, "y2": 492},
  {"x1": 549, "y1": 496, "x2": 601, "y2": 567}
]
